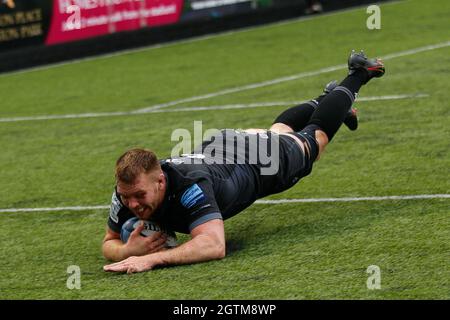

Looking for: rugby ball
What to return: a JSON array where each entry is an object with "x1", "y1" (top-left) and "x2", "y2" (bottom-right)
[{"x1": 120, "y1": 217, "x2": 177, "y2": 248}]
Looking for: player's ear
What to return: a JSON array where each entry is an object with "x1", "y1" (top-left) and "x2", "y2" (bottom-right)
[{"x1": 157, "y1": 172, "x2": 165, "y2": 188}]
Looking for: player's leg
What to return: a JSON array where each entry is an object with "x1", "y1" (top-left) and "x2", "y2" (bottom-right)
[
  {"x1": 297, "y1": 50, "x2": 385, "y2": 160},
  {"x1": 271, "y1": 81, "x2": 359, "y2": 134},
  {"x1": 270, "y1": 95, "x2": 324, "y2": 134}
]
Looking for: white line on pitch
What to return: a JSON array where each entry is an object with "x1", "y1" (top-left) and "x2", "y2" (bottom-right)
[
  {"x1": 0, "y1": 39, "x2": 447, "y2": 124},
  {"x1": 0, "y1": 194, "x2": 448, "y2": 213},
  {"x1": 256, "y1": 194, "x2": 450, "y2": 204},
  {"x1": 136, "y1": 65, "x2": 347, "y2": 113},
  {"x1": 0, "y1": 93, "x2": 429, "y2": 123},
  {"x1": 0, "y1": 205, "x2": 110, "y2": 213},
  {"x1": 136, "y1": 41, "x2": 450, "y2": 112},
  {"x1": 167, "y1": 94, "x2": 429, "y2": 112}
]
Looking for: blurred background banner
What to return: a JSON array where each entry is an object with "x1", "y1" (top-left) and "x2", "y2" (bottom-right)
[
  {"x1": 0, "y1": 0, "x2": 51, "y2": 50},
  {"x1": 46, "y1": 0, "x2": 184, "y2": 45},
  {"x1": 0, "y1": 0, "x2": 307, "y2": 49},
  {"x1": 0, "y1": 0, "x2": 390, "y2": 72},
  {"x1": 179, "y1": 0, "x2": 301, "y2": 22}
]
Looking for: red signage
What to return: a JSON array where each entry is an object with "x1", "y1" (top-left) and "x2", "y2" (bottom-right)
[{"x1": 46, "y1": 0, "x2": 183, "y2": 45}]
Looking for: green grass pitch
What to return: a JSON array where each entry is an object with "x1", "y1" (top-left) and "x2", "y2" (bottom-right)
[{"x1": 0, "y1": 0, "x2": 449, "y2": 299}]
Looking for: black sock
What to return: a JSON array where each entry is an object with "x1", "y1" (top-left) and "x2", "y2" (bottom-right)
[
  {"x1": 307, "y1": 73, "x2": 365, "y2": 141},
  {"x1": 339, "y1": 69, "x2": 368, "y2": 96}
]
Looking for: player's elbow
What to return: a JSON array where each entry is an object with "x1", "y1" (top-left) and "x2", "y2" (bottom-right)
[
  {"x1": 210, "y1": 234, "x2": 226, "y2": 259},
  {"x1": 102, "y1": 239, "x2": 126, "y2": 262},
  {"x1": 215, "y1": 242, "x2": 226, "y2": 260},
  {"x1": 101, "y1": 241, "x2": 116, "y2": 261},
  {"x1": 205, "y1": 237, "x2": 226, "y2": 260}
]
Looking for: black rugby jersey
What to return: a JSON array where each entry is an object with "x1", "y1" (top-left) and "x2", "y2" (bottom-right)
[{"x1": 108, "y1": 129, "x2": 303, "y2": 234}]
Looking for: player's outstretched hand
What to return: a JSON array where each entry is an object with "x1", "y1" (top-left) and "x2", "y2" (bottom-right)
[{"x1": 104, "y1": 255, "x2": 156, "y2": 274}]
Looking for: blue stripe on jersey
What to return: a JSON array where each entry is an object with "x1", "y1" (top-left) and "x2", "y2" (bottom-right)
[{"x1": 181, "y1": 184, "x2": 206, "y2": 209}]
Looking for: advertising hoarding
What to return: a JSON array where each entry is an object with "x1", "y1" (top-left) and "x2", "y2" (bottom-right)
[
  {"x1": 0, "y1": 0, "x2": 304, "y2": 50},
  {"x1": 46, "y1": 0, "x2": 184, "y2": 45},
  {"x1": 0, "y1": 0, "x2": 50, "y2": 50}
]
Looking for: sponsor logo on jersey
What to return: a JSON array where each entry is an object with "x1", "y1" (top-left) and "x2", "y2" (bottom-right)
[{"x1": 181, "y1": 184, "x2": 206, "y2": 209}]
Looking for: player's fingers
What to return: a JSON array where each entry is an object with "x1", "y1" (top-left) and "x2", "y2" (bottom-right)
[
  {"x1": 104, "y1": 263, "x2": 127, "y2": 272},
  {"x1": 146, "y1": 231, "x2": 163, "y2": 241},
  {"x1": 128, "y1": 262, "x2": 153, "y2": 273},
  {"x1": 147, "y1": 240, "x2": 165, "y2": 252},
  {"x1": 130, "y1": 221, "x2": 145, "y2": 238},
  {"x1": 104, "y1": 265, "x2": 117, "y2": 272},
  {"x1": 104, "y1": 259, "x2": 128, "y2": 268},
  {"x1": 104, "y1": 257, "x2": 134, "y2": 268},
  {"x1": 146, "y1": 235, "x2": 166, "y2": 249},
  {"x1": 127, "y1": 265, "x2": 145, "y2": 274},
  {"x1": 109, "y1": 266, "x2": 127, "y2": 273},
  {"x1": 146, "y1": 233, "x2": 166, "y2": 244},
  {"x1": 104, "y1": 261, "x2": 122, "y2": 269}
]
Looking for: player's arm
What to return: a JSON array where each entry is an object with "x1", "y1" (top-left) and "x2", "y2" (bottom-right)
[
  {"x1": 102, "y1": 228, "x2": 127, "y2": 261},
  {"x1": 103, "y1": 218, "x2": 225, "y2": 273},
  {"x1": 158, "y1": 218, "x2": 226, "y2": 263},
  {"x1": 102, "y1": 224, "x2": 168, "y2": 262},
  {"x1": 103, "y1": 189, "x2": 169, "y2": 261}
]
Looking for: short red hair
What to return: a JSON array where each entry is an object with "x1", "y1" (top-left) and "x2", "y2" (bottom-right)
[{"x1": 115, "y1": 148, "x2": 160, "y2": 184}]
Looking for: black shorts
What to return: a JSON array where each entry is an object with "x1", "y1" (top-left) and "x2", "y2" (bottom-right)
[
  {"x1": 256, "y1": 131, "x2": 318, "y2": 197},
  {"x1": 196, "y1": 128, "x2": 318, "y2": 200}
]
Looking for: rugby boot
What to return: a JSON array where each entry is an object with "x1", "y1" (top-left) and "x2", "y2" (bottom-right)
[{"x1": 348, "y1": 50, "x2": 385, "y2": 83}]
